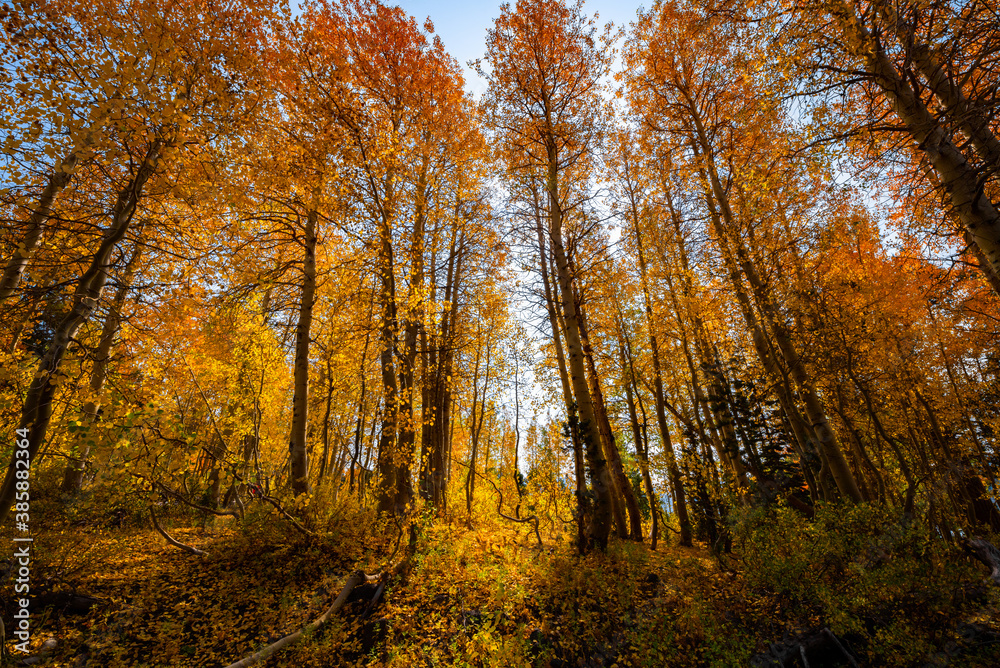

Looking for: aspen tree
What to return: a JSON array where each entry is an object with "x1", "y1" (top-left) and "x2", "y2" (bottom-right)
[{"x1": 480, "y1": 0, "x2": 618, "y2": 549}]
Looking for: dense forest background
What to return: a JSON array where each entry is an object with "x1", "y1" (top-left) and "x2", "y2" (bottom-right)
[{"x1": 2, "y1": 0, "x2": 1000, "y2": 665}]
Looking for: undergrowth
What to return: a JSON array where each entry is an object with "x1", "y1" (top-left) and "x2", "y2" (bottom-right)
[{"x1": 2, "y1": 488, "x2": 999, "y2": 667}]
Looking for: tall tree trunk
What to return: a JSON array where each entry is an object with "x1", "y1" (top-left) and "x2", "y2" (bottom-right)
[
  {"x1": 658, "y1": 196, "x2": 750, "y2": 488},
  {"x1": 619, "y1": 328, "x2": 658, "y2": 548},
  {"x1": 0, "y1": 141, "x2": 159, "y2": 526},
  {"x1": 545, "y1": 146, "x2": 614, "y2": 550},
  {"x1": 829, "y1": 1, "x2": 1000, "y2": 286},
  {"x1": 318, "y1": 361, "x2": 334, "y2": 482},
  {"x1": 444, "y1": 395, "x2": 455, "y2": 489},
  {"x1": 686, "y1": 111, "x2": 863, "y2": 502},
  {"x1": 844, "y1": 347, "x2": 916, "y2": 493},
  {"x1": 913, "y1": 388, "x2": 1000, "y2": 532},
  {"x1": 833, "y1": 389, "x2": 885, "y2": 502},
  {"x1": 466, "y1": 336, "x2": 492, "y2": 521},
  {"x1": 289, "y1": 208, "x2": 317, "y2": 498},
  {"x1": 330, "y1": 435, "x2": 350, "y2": 503},
  {"x1": 700, "y1": 188, "x2": 827, "y2": 500},
  {"x1": 421, "y1": 227, "x2": 464, "y2": 509},
  {"x1": 391, "y1": 155, "x2": 429, "y2": 512},
  {"x1": 657, "y1": 228, "x2": 749, "y2": 490},
  {"x1": 375, "y1": 166, "x2": 402, "y2": 512},
  {"x1": 349, "y1": 314, "x2": 372, "y2": 494},
  {"x1": 0, "y1": 138, "x2": 93, "y2": 302},
  {"x1": 534, "y1": 193, "x2": 586, "y2": 550},
  {"x1": 872, "y1": 0, "x2": 1000, "y2": 178},
  {"x1": 578, "y1": 297, "x2": 642, "y2": 540},
  {"x1": 433, "y1": 283, "x2": 461, "y2": 509},
  {"x1": 933, "y1": 323, "x2": 999, "y2": 491},
  {"x1": 419, "y1": 324, "x2": 435, "y2": 501},
  {"x1": 512, "y1": 347, "x2": 524, "y2": 517},
  {"x1": 627, "y1": 197, "x2": 693, "y2": 546},
  {"x1": 731, "y1": 225, "x2": 863, "y2": 502}
]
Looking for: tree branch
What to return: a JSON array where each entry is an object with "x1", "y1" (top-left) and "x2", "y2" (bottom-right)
[
  {"x1": 149, "y1": 507, "x2": 206, "y2": 557},
  {"x1": 260, "y1": 495, "x2": 314, "y2": 537}
]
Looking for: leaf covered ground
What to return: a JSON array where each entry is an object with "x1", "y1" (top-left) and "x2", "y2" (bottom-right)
[{"x1": 4, "y1": 496, "x2": 1000, "y2": 667}]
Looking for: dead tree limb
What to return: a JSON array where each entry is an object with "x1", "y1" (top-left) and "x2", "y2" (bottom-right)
[
  {"x1": 140, "y1": 476, "x2": 240, "y2": 519},
  {"x1": 260, "y1": 495, "x2": 314, "y2": 537},
  {"x1": 823, "y1": 628, "x2": 861, "y2": 668},
  {"x1": 222, "y1": 468, "x2": 312, "y2": 537},
  {"x1": 225, "y1": 514, "x2": 422, "y2": 668},
  {"x1": 232, "y1": 485, "x2": 246, "y2": 519},
  {"x1": 362, "y1": 577, "x2": 388, "y2": 620},
  {"x1": 224, "y1": 537, "x2": 421, "y2": 668},
  {"x1": 223, "y1": 569, "x2": 374, "y2": 668},
  {"x1": 149, "y1": 508, "x2": 206, "y2": 557},
  {"x1": 453, "y1": 457, "x2": 542, "y2": 548},
  {"x1": 751, "y1": 627, "x2": 860, "y2": 668}
]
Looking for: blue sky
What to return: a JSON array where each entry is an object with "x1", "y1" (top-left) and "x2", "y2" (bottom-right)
[{"x1": 393, "y1": 0, "x2": 648, "y2": 97}]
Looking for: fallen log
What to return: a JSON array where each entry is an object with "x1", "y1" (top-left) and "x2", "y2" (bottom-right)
[
  {"x1": 963, "y1": 537, "x2": 1000, "y2": 584},
  {"x1": 224, "y1": 520, "x2": 420, "y2": 667},
  {"x1": 223, "y1": 569, "x2": 374, "y2": 668}
]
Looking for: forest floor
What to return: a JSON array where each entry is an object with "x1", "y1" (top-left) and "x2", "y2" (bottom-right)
[{"x1": 4, "y1": 494, "x2": 1000, "y2": 667}]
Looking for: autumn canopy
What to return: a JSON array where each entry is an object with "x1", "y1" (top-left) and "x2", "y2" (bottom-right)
[{"x1": 2, "y1": 0, "x2": 1000, "y2": 665}]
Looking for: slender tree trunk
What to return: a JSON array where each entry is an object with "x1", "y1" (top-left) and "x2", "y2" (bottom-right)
[
  {"x1": 535, "y1": 195, "x2": 587, "y2": 550},
  {"x1": 934, "y1": 326, "x2": 999, "y2": 491},
  {"x1": 627, "y1": 197, "x2": 692, "y2": 546},
  {"x1": 349, "y1": 316, "x2": 372, "y2": 494},
  {"x1": 434, "y1": 249, "x2": 460, "y2": 509},
  {"x1": 360, "y1": 398, "x2": 379, "y2": 503},
  {"x1": 657, "y1": 221, "x2": 751, "y2": 491},
  {"x1": 544, "y1": 147, "x2": 614, "y2": 550},
  {"x1": 913, "y1": 388, "x2": 1000, "y2": 532},
  {"x1": 833, "y1": 389, "x2": 885, "y2": 501},
  {"x1": 421, "y1": 227, "x2": 463, "y2": 509},
  {"x1": 830, "y1": 1, "x2": 1000, "y2": 286},
  {"x1": 318, "y1": 362, "x2": 333, "y2": 482},
  {"x1": 578, "y1": 297, "x2": 642, "y2": 540},
  {"x1": 466, "y1": 336, "x2": 491, "y2": 521},
  {"x1": 0, "y1": 142, "x2": 159, "y2": 526},
  {"x1": 60, "y1": 233, "x2": 144, "y2": 493},
  {"x1": 419, "y1": 327, "x2": 435, "y2": 501},
  {"x1": 443, "y1": 398, "x2": 453, "y2": 489},
  {"x1": 375, "y1": 173, "x2": 402, "y2": 512},
  {"x1": 330, "y1": 436, "x2": 350, "y2": 503},
  {"x1": 686, "y1": 111, "x2": 863, "y2": 502},
  {"x1": 391, "y1": 155, "x2": 428, "y2": 512},
  {"x1": 513, "y1": 348, "x2": 524, "y2": 516},
  {"x1": 0, "y1": 138, "x2": 93, "y2": 302},
  {"x1": 659, "y1": 199, "x2": 742, "y2": 485},
  {"x1": 418, "y1": 243, "x2": 434, "y2": 503},
  {"x1": 844, "y1": 348, "x2": 916, "y2": 494},
  {"x1": 619, "y1": 330, "x2": 658, "y2": 548},
  {"x1": 289, "y1": 208, "x2": 317, "y2": 498}
]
